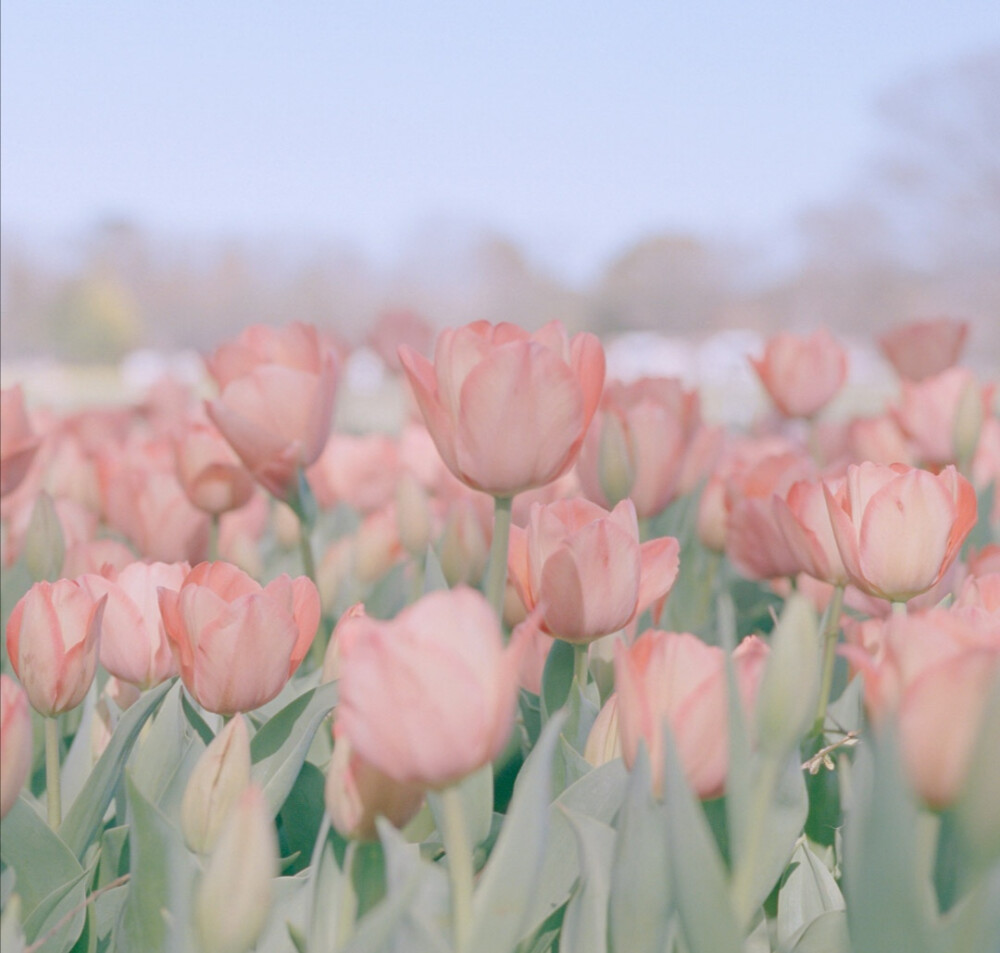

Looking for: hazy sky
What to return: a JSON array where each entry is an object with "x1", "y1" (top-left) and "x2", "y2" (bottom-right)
[{"x1": 2, "y1": 2, "x2": 998, "y2": 281}]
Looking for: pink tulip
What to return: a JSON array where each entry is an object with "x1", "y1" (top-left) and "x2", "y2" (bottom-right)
[
  {"x1": 508, "y1": 498, "x2": 679, "y2": 643},
  {"x1": 399, "y1": 320, "x2": 605, "y2": 497},
  {"x1": 81, "y1": 561, "x2": 189, "y2": 689},
  {"x1": 174, "y1": 419, "x2": 256, "y2": 515},
  {"x1": 206, "y1": 323, "x2": 340, "y2": 501},
  {"x1": 878, "y1": 317, "x2": 969, "y2": 383},
  {"x1": 337, "y1": 587, "x2": 532, "y2": 788},
  {"x1": 751, "y1": 329, "x2": 848, "y2": 419},
  {"x1": 774, "y1": 477, "x2": 849, "y2": 586},
  {"x1": 824, "y1": 463, "x2": 977, "y2": 602},
  {"x1": 0, "y1": 385, "x2": 41, "y2": 499},
  {"x1": 846, "y1": 414, "x2": 914, "y2": 467},
  {"x1": 6, "y1": 579, "x2": 105, "y2": 716},
  {"x1": 614, "y1": 630, "x2": 770, "y2": 798},
  {"x1": 843, "y1": 607, "x2": 1000, "y2": 808},
  {"x1": 158, "y1": 562, "x2": 319, "y2": 715},
  {"x1": 576, "y1": 377, "x2": 701, "y2": 518},
  {"x1": 307, "y1": 433, "x2": 400, "y2": 513},
  {"x1": 1, "y1": 675, "x2": 34, "y2": 819}
]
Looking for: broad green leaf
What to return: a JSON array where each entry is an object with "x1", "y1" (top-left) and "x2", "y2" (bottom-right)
[
  {"x1": 423, "y1": 545, "x2": 449, "y2": 594},
  {"x1": 541, "y1": 640, "x2": 575, "y2": 721},
  {"x1": 608, "y1": 747, "x2": 672, "y2": 953},
  {"x1": 466, "y1": 711, "x2": 565, "y2": 953},
  {"x1": 559, "y1": 808, "x2": 615, "y2": 953},
  {"x1": 777, "y1": 841, "x2": 845, "y2": 950},
  {"x1": 0, "y1": 895, "x2": 26, "y2": 953},
  {"x1": 789, "y1": 911, "x2": 850, "y2": 953},
  {"x1": 662, "y1": 731, "x2": 742, "y2": 953},
  {"x1": 428, "y1": 762, "x2": 493, "y2": 856},
  {"x1": 276, "y1": 761, "x2": 327, "y2": 876},
  {"x1": 118, "y1": 775, "x2": 196, "y2": 953},
  {"x1": 306, "y1": 818, "x2": 347, "y2": 953},
  {"x1": 60, "y1": 680, "x2": 172, "y2": 862},
  {"x1": 0, "y1": 798, "x2": 87, "y2": 953},
  {"x1": 250, "y1": 680, "x2": 338, "y2": 816},
  {"x1": 939, "y1": 865, "x2": 1000, "y2": 953}
]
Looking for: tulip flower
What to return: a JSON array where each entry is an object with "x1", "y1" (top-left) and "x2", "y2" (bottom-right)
[
  {"x1": 325, "y1": 726, "x2": 425, "y2": 841},
  {"x1": 337, "y1": 586, "x2": 532, "y2": 788},
  {"x1": 584, "y1": 692, "x2": 623, "y2": 767},
  {"x1": 507, "y1": 498, "x2": 680, "y2": 644},
  {"x1": 1, "y1": 675, "x2": 33, "y2": 819},
  {"x1": 0, "y1": 385, "x2": 41, "y2": 499},
  {"x1": 6, "y1": 579, "x2": 104, "y2": 717},
  {"x1": 158, "y1": 561, "x2": 319, "y2": 715},
  {"x1": 824, "y1": 463, "x2": 976, "y2": 602},
  {"x1": 399, "y1": 320, "x2": 605, "y2": 498},
  {"x1": 206, "y1": 322, "x2": 339, "y2": 503},
  {"x1": 81, "y1": 561, "x2": 188, "y2": 689},
  {"x1": 878, "y1": 317, "x2": 969, "y2": 382},
  {"x1": 751, "y1": 328, "x2": 848, "y2": 419},
  {"x1": 615, "y1": 630, "x2": 770, "y2": 798},
  {"x1": 181, "y1": 715, "x2": 252, "y2": 853},
  {"x1": 174, "y1": 419, "x2": 256, "y2": 515}
]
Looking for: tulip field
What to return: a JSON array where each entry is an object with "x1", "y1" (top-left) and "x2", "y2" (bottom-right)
[{"x1": 1, "y1": 314, "x2": 998, "y2": 953}]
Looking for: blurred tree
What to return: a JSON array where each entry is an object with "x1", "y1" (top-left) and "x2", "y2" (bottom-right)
[{"x1": 47, "y1": 275, "x2": 143, "y2": 364}]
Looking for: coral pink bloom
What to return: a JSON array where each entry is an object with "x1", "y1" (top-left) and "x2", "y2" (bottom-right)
[
  {"x1": 508, "y1": 498, "x2": 679, "y2": 643},
  {"x1": 158, "y1": 562, "x2": 320, "y2": 715},
  {"x1": 878, "y1": 317, "x2": 969, "y2": 383},
  {"x1": 81, "y1": 561, "x2": 189, "y2": 689},
  {"x1": 337, "y1": 587, "x2": 533, "y2": 788},
  {"x1": 576, "y1": 377, "x2": 701, "y2": 518},
  {"x1": 0, "y1": 385, "x2": 42, "y2": 499},
  {"x1": 751, "y1": 329, "x2": 848, "y2": 419},
  {"x1": 614, "y1": 631, "x2": 770, "y2": 798},
  {"x1": 206, "y1": 323, "x2": 340, "y2": 502},
  {"x1": 824, "y1": 463, "x2": 977, "y2": 602},
  {"x1": 843, "y1": 607, "x2": 1000, "y2": 808},
  {"x1": 399, "y1": 320, "x2": 605, "y2": 498},
  {"x1": 307, "y1": 433, "x2": 401, "y2": 513},
  {"x1": 6, "y1": 579, "x2": 105, "y2": 717},
  {"x1": 1, "y1": 675, "x2": 34, "y2": 819},
  {"x1": 774, "y1": 477, "x2": 849, "y2": 586},
  {"x1": 175, "y1": 420, "x2": 255, "y2": 515},
  {"x1": 846, "y1": 414, "x2": 914, "y2": 467},
  {"x1": 955, "y1": 572, "x2": 1000, "y2": 613}
]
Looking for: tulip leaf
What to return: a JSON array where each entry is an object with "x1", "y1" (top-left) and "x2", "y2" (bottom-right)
[
  {"x1": 608, "y1": 746, "x2": 672, "y2": 953},
  {"x1": 119, "y1": 774, "x2": 197, "y2": 953},
  {"x1": 429, "y1": 762, "x2": 494, "y2": 854},
  {"x1": 60, "y1": 679, "x2": 172, "y2": 862},
  {"x1": 276, "y1": 761, "x2": 327, "y2": 876},
  {"x1": 466, "y1": 711, "x2": 565, "y2": 953},
  {"x1": 0, "y1": 798, "x2": 88, "y2": 953},
  {"x1": 788, "y1": 910, "x2": 850, "y2": 953},
  {"x1": 662, "y1": 730, "x2": 742, "y2": 953},
  {"x1": 179, "y1": 691, "x2": 215, "y2": 746},
  {"x1": 250, "y1": 680, "x2": 338, "y2": 816},
  {"x1": 843, "y1": 734, "x2": 942, "y2": 953},
  {"x1": 423, "y1": 545, "x2": 449, "y2": 594},
  {"x1": 306, "y1": 819, "x2": 346, "y2": 953},
  {"x1": 558, "y1": 807, "x2": 615, "y2": 953},
  {"x1": 541, "y1": 640, "x2": 575, "y2": 721},
  {"x1": 776, "y1": 841, "x2": 845, "y2": 950}
]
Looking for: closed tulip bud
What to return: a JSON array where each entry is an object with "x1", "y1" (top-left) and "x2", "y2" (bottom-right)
[
  {"x1": 438, "y1": 500, "x2": 489, "y2": 588},
  {"x1": 23, "y1": 491, "x2": 65, "y2": 582},
  {"x1": 353, "y1": 507, "x2": 403, "y2": 584},
  {"x1": 195, "y1": 785, "x2": 277, "y2": 953},
  {"x1": 182, "y1": 715, "x2": 252, "y2": 854},
  {"x1": 584, "y1": 693, "x2": 622, "y2": 767},
  {"x1": 953, "y1": 375, "x2": 985, "y2": 470},
  {"x1": 395, "y1": 471, "x2": 432, "y2": 557},
  {"x1": 1, "y1": 675, "x2": 34, "y2": 819},
  {"x1": 321, "y1": 603, "x2": 366, "y2": 684},
  {"x1": 596, "y1": 413, "x2": 635, "y2": 508},
  {"x1": 325, "y1": 729, "x2": 425, "y2": 841},
  {"x1": 755, "y1": 595, "x2": 821, "y2": 756}
]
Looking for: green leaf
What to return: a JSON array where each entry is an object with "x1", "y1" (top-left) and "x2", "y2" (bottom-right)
[
  {"x1": 60, "y1": 680, "x2": 172, "y2": 862},
  {"x1": 662, "y1": 731, "x2": 742, "y2": 953},
  {"x1": 0, "y1": 798, "x2": 87, "y2": 953},
  {"x1": 118, "y1": 774, "x2": 197, "y2": 953},
  {"x1": 608, "y1": 747, "x2": 672, "y2": 953},
  {"x1": 276, "y1": 761, "x2": 327, "y2": 877},
  {"x1": 179, "y1": 692, "x2": 215, "y2": 746},
  {"x1": 559, "y1": 808, "x2": 615, "y2": 953},
  {"x1": 776, "y1": 841, "x2": 845, "y2": 950},
  {"x1": 306, "y1": 818, "x2": 346, "y2": 953},
  {"x1": 540, "y1": 640, "x2": 575, "y2": 721},
  {"x1": 428, "y1": 762, "x2": 493, "y2": 857},
  {"x1": 466, "y1": 711, "x2": 565, "y2": 953},
  {"x1": 423, "y1": 546, "x2": 449, "y2": 594},
  {"x1": 250, "y1": 680, "x2": 338, "y2": 816},
  {"x1": 788, "y1": 911, "x2": 850, "y2": 953}
]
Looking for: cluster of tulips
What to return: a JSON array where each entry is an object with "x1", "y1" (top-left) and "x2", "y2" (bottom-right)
[{"x1": 0, "y1": 312, "x2": 997, "y2": 953}]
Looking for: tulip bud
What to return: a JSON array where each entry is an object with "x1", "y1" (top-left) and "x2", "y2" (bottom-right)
[
  {"x1": 395, "y1": 471, "x2": 432, "y2": 557},
  {"x1": 182, "y1": 715, "x2": 252, "y2": 853},
  {"x1": 1, "y1": 675, "x2": 34, "y2": 819},
  {"x1": 696, "y1": 476, "x2": 727, "y2": 553},
  {"x1": 597, "y1": 413, "x2": 635, "y2": 508},
  {"x1": 953, "y1": 376, "x2": 985, "y2": 471},
  {"x1": 438, "y1": 501, "x2": 489, "y2": 588},
  {"x1": 272, "y1": 500, "x2": 301, "y2": 549},
  {"x1": 22, "y1": 491, "x2": 65, "y2": 582},
  {"x1": 195, "y1": 785, "x2": 277, "y2": 953},
  {"x1": 321, "y1": 603, "x2": 366, "y2": 684},
  {"x1": 353, "y1": 508, "x2": 402, "y2": 584},
  {"x1": 584, "y1": 693, "x2": 622, "y2": 767},
  {"x1": 755, "y1": 595, "x2": 821, "y2": 756}
]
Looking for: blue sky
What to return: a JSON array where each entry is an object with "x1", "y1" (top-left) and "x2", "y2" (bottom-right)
[{"x1": 2, "y1": 1, "x2": 998, "y2": 281}]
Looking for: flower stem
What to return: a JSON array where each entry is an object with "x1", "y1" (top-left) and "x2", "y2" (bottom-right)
[
  {"x1": 573, "y1": 643, "x2": 589, "y2": 690},
  {"x1": 812, "y1": 584, "x2": 845, "y2": 736},
  {"x1": 484, "y1": 495, "x2": 513, "y2": 625},
  {"x1": 45, "y1": 717, "x2": 62, "y2": 830},
  {"x1": 892, "y1": 600, "x2": 908, "y2": 617},
  {"x1": 440, "y1": 784, "x2": 474, "y2": 952},
  {"x1": 208, "y1": 513, "x2": 220, "y2": 562},
  {"x1": 336, "y1": 840, "x2": 358, "y2": 949}
]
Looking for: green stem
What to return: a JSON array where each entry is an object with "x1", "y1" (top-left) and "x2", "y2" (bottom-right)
[
  {"x1": 208, "y1": 513, "x2": 220, "y2": 562},
  {"x1": 892, "y1": 600, "x2": 908, "y2": 618},
  {"x1": 440, "y1": 784, "x2": 474, "y2": 952},
  {"x1": 409, "y1": 556, "x2": 426, "y2": 603},
  {"x1": 45, "y1": 717, "x2": 62, "y2": 830},
  {"x1": 731, "y1": 755, "x2": 781, "y2": 927},
  {"x1": 336, "y1": 840, "x2": 359, "y2": 949},
  {"x1": 812, "y1": 584, "x2": 845, "y2": 736},
  {"x1": 573, "y1": 643, "x2": 590, "y2": 690},
  {"x1": 484, "y1": 495, "x2": 513, "y2": 625}
]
